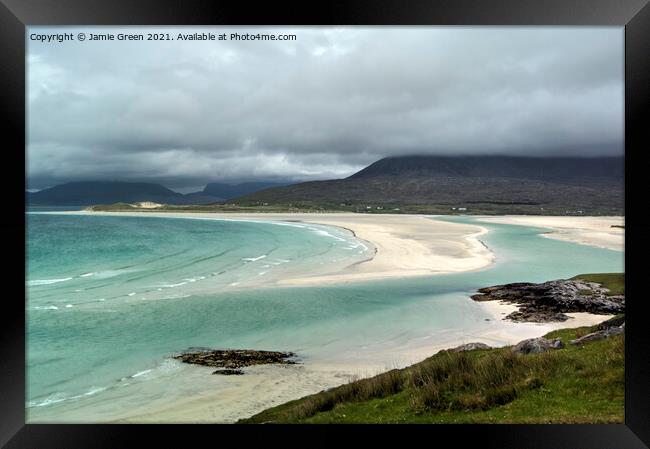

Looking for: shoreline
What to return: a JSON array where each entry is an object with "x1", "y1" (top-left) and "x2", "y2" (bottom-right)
[
  {"x1": 48, "y1": 211, "x2": 497, "y2": 287},
  {"x1": 109, "y1": 300, "x2": 614, "y2": 423},
  {"x1": 28, "y1": 211, "x2": 624, "y2": 423},
  {"x1": 475, "y1": 215, "x2": 624, "y2": 252}
]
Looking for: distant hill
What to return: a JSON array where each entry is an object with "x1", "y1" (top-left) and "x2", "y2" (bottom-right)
[
  {"x1": 192, "y1": 182, "x2": 289, "y2": 201},
  {"x1": 27, "y1": 181, "x2": 187, "y2": 206},
  {"x1": 232, "y1": 156, "x2": 624, "y2": 215},
  {"x1": 349, "y1": 155, "x2": 623, "y2": 181},
  {"x1": 27, "y1": 180, "x2": 291, "y2": 206}
]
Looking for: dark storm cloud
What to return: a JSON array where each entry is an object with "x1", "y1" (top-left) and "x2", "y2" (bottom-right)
[{"x1": 27, "y1": 27, "x2": 623, "y2": 190}]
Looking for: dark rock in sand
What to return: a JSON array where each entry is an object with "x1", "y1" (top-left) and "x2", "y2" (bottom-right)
[
  {"x1": 597, "y1": 315, "x2": 626, "y2": 330},
  {"x1": 450, "y1": 342, "x2": 492, "y2": 352},
  {"x1": 570, "y1": 324, "x2": 625, "y2": 345},
  {"x1": 512, "y1": 337, "x2": 564, "y2": 354},
  {"x1": 173, "y1": 348, "x2": 298, "y2": 370},
  {"x1": 505, "y1": 310, "x2": 571, "y2": 323},
  {"x1": 471, "y1": 279, "x2": 624, "y2": 323},
  {"x1": 213, "y1": 369, "x2": 245, "y2": 375}
]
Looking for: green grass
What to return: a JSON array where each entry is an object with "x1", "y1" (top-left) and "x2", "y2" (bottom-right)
[
  {"x1": 570, "y1": 273, "x2": 624, "y2": 295},
  {"x1": 240, "y1": 325, "x2": 624, "y2": 424}
]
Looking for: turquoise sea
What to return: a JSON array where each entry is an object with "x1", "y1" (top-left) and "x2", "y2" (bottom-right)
[{"x1": 25, "y1": 213, "x2": 624, "y2": 422}]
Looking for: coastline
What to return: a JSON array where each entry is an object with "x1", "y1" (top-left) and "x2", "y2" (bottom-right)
[
  {"x1": 476, "y1": 215, "x2": 624, "y2": 252},
  {"x1": 52, "y1": 211, "x2": 497, "y2": 286},
  {"x1": 30, "y1": 211, "x2": 623, "y2": 423},
  {"x1": 111, "y1": 300, "x2": 615, "y2": 423}
]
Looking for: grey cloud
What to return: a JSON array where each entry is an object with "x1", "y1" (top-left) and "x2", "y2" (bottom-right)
[{"x1": 27, "y1": 26, "x2": 623, "y2": 190}]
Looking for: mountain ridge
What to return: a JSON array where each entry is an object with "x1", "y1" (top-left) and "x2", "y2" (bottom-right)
[
  {"x1": 232, "y1": 155, "x2": 624, "y2": 215},
  {"x1": 27, "y1": 156, "x2": 624, "y2": 214},
  {"x1": 27, "y1": 180, "x2": 288, "y2": 206}
]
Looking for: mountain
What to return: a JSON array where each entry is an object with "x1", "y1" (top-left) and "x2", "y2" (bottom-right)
[
  {"x1": 349, "y1": 155, "x2": 623, "y2": 181},
  {"x1": 27, "y1": 181, "x2": 188, "y2": 206},
  {"x1": 26, "y1": 180, "x2": 291, "y2": 206},
  {"x1": 232, "y1": 156, "x2": 624, "y2": 215},
  {"x1": 198, "y1": 182, "x2": 289, "y2": 201}
]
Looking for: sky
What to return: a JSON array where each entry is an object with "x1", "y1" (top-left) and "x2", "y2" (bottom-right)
[{"x1": 27, "y1": 26, "x2": 623, "y2": 192}]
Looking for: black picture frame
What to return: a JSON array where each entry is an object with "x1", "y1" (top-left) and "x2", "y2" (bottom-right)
[{"x1": 3, "y1": 0, "x2": 649, "y2": 447}]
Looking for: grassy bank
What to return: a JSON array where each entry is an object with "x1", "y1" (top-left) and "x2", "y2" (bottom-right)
[
  {"x1": 241, "y1": 273, "x2": 624, "y2": 424},
  {"x1": 570, "y1": 273, "x2": 624, "y2": 295},
  {"x1": 86, "y1": 201, "x2": 619, "y2": 215}
]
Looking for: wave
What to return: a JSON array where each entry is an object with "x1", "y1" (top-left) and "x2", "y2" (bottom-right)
[
  {"x1": 182, "y1": 276, "x2": 206, "y2": 283},
  {"x1": 28, "y1": 358, "x2": 184, "y2": 409},
  {"x1": 27, "y1": 386, "x2": 108, "y2": 408},
  {"x1": 92, "y1": 268, "x2": 135, "y2": 280},
  {"x1": 309, "y1": 228, "x2": 346, "y2": 242},
  {"x1": 242, "y1": 255, "x2": 267, "y2": 262},
  {"x1": 131, "y1": 369, "x2": 152, "y2": 378},
  {"x1": 33, "y1": 305, "x2": 59, "y2": 310},
  {"x1": 158, "y1": 281, "x2": 188, "y2": 288},
  {"x1": 267, "y1": 221, "x2": 306, "y2": 229},
  {"x1": 80, "y1": 272, "x2": 95, "y2": 277},
  {"x1": 27, "y1": 277, "x2": 72, "y2": 287}
]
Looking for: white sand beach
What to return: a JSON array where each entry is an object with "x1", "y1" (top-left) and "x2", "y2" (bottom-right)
[
  {"x1": 266, "y1": 213, "x2": 495, "y2": 285},
  {"x1": 477, "y1": 216, "x2": 624, "y2": 251},
  {"x1": 72, "y1": 211, "x2": 496, "y2": 285}
]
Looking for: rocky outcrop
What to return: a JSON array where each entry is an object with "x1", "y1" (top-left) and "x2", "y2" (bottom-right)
[
  {"x1": 570, "y1": 323, "x2": 625, "y2": 345},
  {"x1": 450, "y1": 342, "x2": 492, "y2": 352},
  {"x1": 512, "y1": 337, "x2": 564, "y2": 354},
  {"x1": 597, "y1": 315, "x2": 625, "y2": 330},
  {"x1": 471, "y1": 279, "x2": 624, "y2": 323},
  {"x1": 173, "y1": 348, "x2": 298, "y2": 374}
]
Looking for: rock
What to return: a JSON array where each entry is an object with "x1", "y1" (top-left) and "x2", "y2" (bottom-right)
[
  {"x1": 471, "y1": 279, "x2": 624, "y2": 323},
  {"x1": 450, "y1": 342, "x2": 492, "y2": 352},
  {"x1": 505, "y1": 310, "x2": 571, "y2": 323},
  {"x1": 597, "y1": 315, "x2": 626, "y2": 330},
  {"x1": 570, "y1": 325, "x2": 625, "y2": 345},
  {"x1": 512, "y1": 337, "x2": 564, "y2": 354},
  {"x1": 212, "y1": 369, "x2": 245, "y2": 375},
  {"x1": 173, "y1": 348, "x2": 298, "y2": 371}
]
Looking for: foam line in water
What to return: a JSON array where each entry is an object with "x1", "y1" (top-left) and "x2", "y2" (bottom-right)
[
  {"x1": 309, "y1": 228, "x2": 347, "y2": 242},
  {"x1": 242, "y1": 255, "x2": 267, "y2": 262},
  {"x1": 27, "y1": 277, "x2": 72, "y2": 286},
  {"x1": 158, "y1": 282, "x2": 188, "y2": 288},
  {"x1": 27, "y1": 386, "x2": 109, "y2": 408}
]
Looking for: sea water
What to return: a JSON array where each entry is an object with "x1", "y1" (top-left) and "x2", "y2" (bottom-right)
[{"x1": 25, "y1": 213, "x2": 624, "y2": 421}]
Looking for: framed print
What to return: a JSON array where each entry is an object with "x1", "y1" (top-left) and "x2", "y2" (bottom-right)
[{"x1": 3, "y1": 0, "x2": 649, "y2": 447}]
